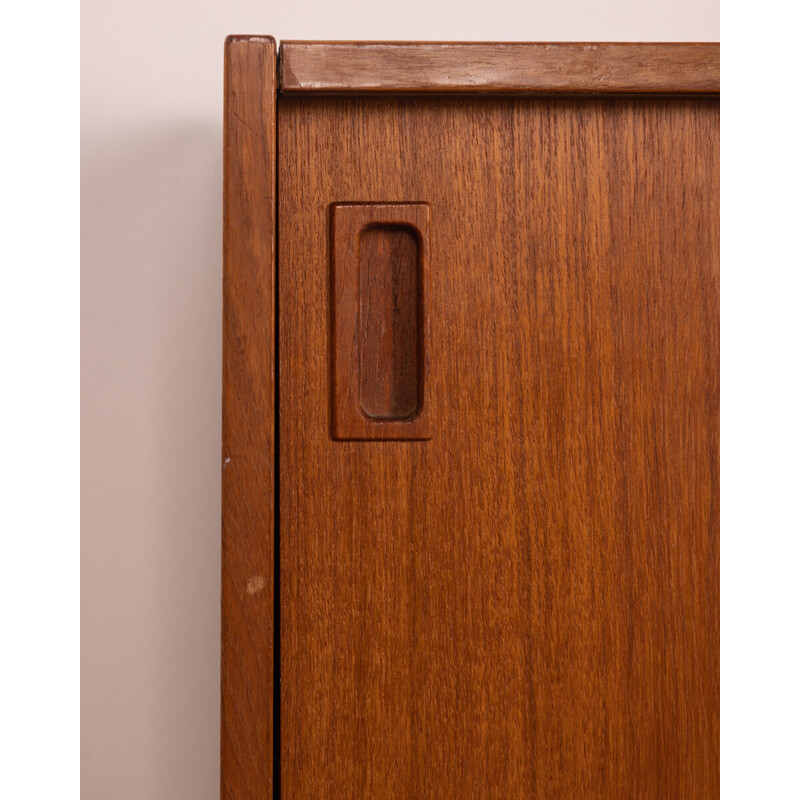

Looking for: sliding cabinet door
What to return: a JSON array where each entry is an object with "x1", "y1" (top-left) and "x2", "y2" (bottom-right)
[{"x1": 277, "y1": 89, "x2": 718, "y2": 799}]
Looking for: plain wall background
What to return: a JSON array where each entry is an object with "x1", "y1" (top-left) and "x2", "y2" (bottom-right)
[{"x1": 80, "y1": 2, "x2": 719, "y2": 797}]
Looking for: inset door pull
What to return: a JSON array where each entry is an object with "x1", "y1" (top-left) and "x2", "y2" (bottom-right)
[{"x1": 331, "y1": 202, "x2": 432, "y2": 440}]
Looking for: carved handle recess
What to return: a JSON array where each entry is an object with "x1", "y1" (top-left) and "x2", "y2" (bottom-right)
[{"x1": 331, "y1": 202, "x2": 431, "y2": 441}]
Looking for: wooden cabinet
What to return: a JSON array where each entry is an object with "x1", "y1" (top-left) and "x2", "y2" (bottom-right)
[{"x1": 222, "y1": 37, "x2": 719, "y2": 799}]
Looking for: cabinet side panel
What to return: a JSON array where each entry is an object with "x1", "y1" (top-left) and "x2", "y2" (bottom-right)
[{"x1": 221, "y1": 34, "x2": 276, "y2": 800}]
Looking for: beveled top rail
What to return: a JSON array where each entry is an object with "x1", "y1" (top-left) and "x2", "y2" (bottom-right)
[{"x1": 279, "y1": 41, "x2": 720, "y2": 95}]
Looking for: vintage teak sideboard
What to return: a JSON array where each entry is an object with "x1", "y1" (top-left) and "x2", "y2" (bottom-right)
[{"x1": 221, "y1": 38, "x2": 719, "y2": 799}]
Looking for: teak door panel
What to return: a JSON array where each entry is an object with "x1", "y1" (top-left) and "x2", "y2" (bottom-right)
[{"x1": 278, "y1": 95, "x2": 718, "y2": 798}]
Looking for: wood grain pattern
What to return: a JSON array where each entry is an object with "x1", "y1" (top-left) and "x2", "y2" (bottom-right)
[
  {"x1": 332, "y1": 202, "x2": 431, "y2": 440},
  {"x1": 359, "y1": 226, "x2": 420, "y2": 419},
  {"x1": 221, "y1": 34, "x2": 276, "y2": 800},
  {"x1": 280, "y1": 42, "x2": 720, "y2": 95},
  {"x1": 279, "y1": 94, "x2": 719, "y2": 798}
]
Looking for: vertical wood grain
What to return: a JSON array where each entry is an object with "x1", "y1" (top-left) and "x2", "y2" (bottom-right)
[
  {"x1": 221, "y1": 34, "x2": 276, "y2": 800},
  {"x1": 279, "y1": 94, "x2": 719, "y2": 798},
  {"x1": 359, "y1": 224, "x2": 420, "y2": 420}
]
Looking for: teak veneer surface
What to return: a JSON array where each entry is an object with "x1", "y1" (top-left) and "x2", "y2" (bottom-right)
[
  {"x1": 221, "y1": 35, "x2": 276, "y2": 800},
  {"x1": 280, "y1": 42, "x2": 720, "y2": 94},
  {"x1": 278, "y1": 93, "x2": 719, "y2": 798}
]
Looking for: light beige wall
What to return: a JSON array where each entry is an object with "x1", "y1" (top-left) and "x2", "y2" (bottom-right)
[{"x1": 80, "y1": 2, "x2": 719, "y2": 797}]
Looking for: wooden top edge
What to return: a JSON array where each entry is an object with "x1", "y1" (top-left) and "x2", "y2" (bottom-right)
[
  {"x1": 279, "y1": 42, "x2": 719, "y2": 95},
  {"x1": 281, "y1": 39, "x2": 718, "y2": 45},
  {"x1": 226, "y1": 34, "x2": 276, "y2": 44}
]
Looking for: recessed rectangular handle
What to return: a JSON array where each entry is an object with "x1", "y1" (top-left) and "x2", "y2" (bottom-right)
[{"x1": 331, "y1": 202, "x2": 431, "y2": 440}]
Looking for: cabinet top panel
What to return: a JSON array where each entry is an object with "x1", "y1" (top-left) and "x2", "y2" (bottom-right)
[{"x1": 279, "y1": 42, "x2": 720, "y2": 95}]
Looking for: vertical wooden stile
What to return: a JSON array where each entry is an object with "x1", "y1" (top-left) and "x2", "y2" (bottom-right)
[{"x1": 221, "y1": 34, "x2": 277, "y2": 800}]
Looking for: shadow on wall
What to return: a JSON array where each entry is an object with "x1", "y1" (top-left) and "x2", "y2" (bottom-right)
[{"x1": 81, "y1": 122, "x2": 222, "y2": 799}]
